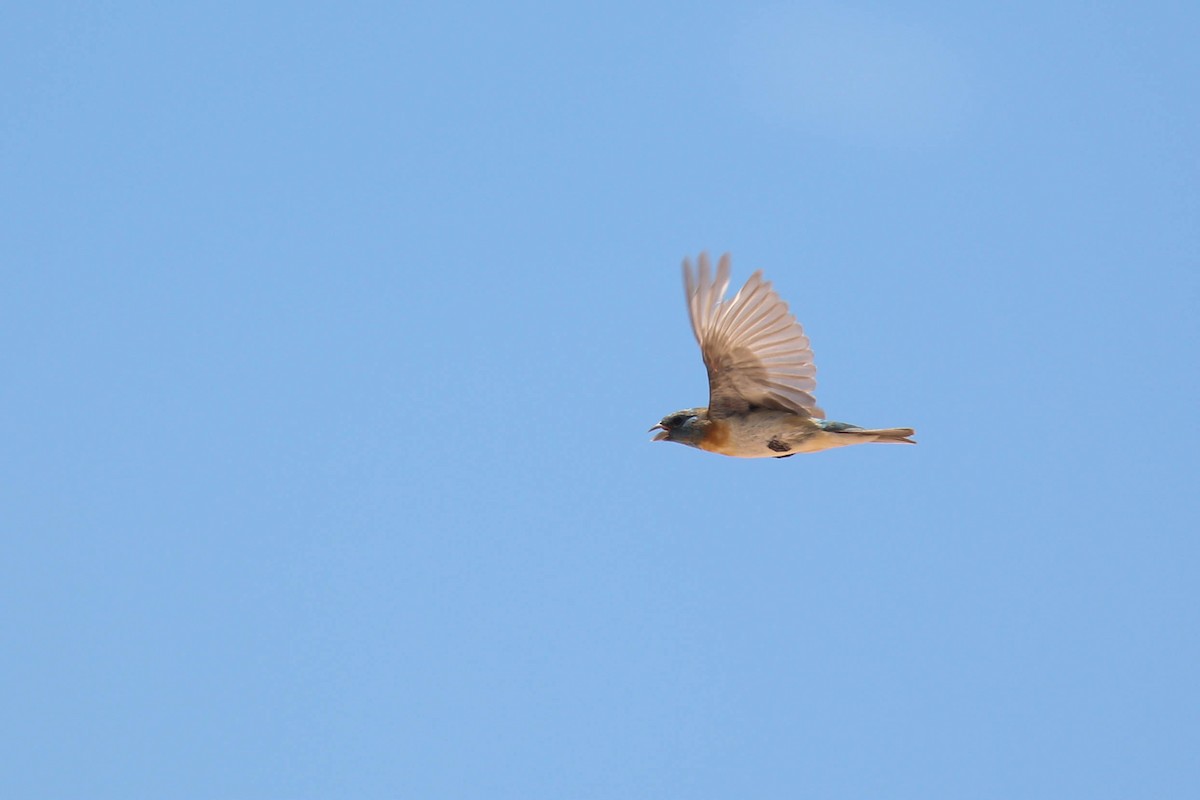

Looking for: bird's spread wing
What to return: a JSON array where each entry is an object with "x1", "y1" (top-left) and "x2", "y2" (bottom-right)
[{"x1": 683, "y1": 253, "x2": 824, "y2": 419}]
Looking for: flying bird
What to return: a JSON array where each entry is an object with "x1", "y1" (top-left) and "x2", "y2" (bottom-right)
[{"x1": 650, "y1": 253, "x2": 915, "y2": 458}]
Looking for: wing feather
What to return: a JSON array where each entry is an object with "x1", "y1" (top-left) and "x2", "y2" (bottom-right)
[{"x1": 681, "y1": 252, "x2": 824, "y2": 418}]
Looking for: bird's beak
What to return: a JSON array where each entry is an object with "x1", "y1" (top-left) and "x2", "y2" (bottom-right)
[{"x1": 648, "y1": 423, "x2": 669, "y2": 441}]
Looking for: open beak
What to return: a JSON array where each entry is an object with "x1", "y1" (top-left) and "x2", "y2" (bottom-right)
[{"x1": 648, "y1": 423, "x2": 669, "y2": 441}]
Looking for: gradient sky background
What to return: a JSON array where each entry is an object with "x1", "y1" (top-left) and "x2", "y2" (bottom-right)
[{"x1": 4, "y1": 2, "x2": 1198, "y2": 798}]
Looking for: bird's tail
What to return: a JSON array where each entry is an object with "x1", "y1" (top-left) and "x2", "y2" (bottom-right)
[
  {"x1": 819, "y1": 420, "x2": 917, "y2": 444},
  {"x1": 853, "y1": 427, "x2": 916, "y2": 444}
]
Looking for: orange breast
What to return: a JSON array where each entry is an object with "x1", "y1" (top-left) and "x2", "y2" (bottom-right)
[{"x1": 697, "y1": 418, "x2": 734, "y2": 454}]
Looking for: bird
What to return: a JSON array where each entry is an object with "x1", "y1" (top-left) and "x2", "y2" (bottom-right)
[{"x1": 650, "y1": 253, "x2": 915, "y2": 458}]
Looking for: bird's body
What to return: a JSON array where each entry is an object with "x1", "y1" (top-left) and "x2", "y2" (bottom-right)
[
  {"x1": 684, "y1": 410, "x2": 914, "y2": 458},
  {"x1": 651, "y1": 253, "x2": 915, "y2": 458}
]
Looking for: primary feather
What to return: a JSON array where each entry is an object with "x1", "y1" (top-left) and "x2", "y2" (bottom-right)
[{"x1": 683, "y1": 253, "x2": 824, "y2": 419}]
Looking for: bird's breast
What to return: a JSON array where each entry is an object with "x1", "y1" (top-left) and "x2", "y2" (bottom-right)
[
  {"x1": 696, "y1": 418, "x2": 733, "y2": 454},
  {"x1": 700, "y1": 413, "x2": 822, "y2": 458}
]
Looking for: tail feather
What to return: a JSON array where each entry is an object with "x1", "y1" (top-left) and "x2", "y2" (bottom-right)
[
  {"x1": 822, "y1": 420, "x2": 916, "y2": 444},
  {"x1": 853, "y1": 426, "x2": 916, "y2": 444}
]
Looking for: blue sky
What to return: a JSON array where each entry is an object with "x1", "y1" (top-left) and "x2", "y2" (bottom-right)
[{"x1": 3, "y1": 2, "x2": 1198, "y2": 797}]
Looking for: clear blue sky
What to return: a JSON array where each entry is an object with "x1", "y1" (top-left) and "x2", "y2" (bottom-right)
[{"x1": 4, "y1": 2, "x2": 1198, "y2": 797}]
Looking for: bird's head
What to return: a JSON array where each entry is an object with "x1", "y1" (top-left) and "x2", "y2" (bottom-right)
[{"x1": 649, "y1": 409, "x2": 705, "y2": 446}]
